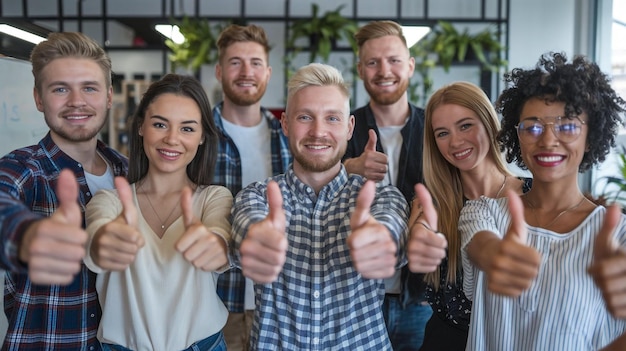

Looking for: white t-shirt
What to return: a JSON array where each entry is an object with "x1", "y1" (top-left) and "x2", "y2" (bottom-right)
[
  {"x1": 84, "y1": 155, "x2": 114, "y2": 196},
  {"x1": 378, "y1": 124, "x2": 405, "y2": 294},
  {"x1": 222, "y1": 116, "x2": 273, "y2": 309}
]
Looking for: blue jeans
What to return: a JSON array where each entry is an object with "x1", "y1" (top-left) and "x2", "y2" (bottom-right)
[
  {"x1": 101, "y1": 331, "x2": 226, "y2": 351},
  {"x1": 383, "y1": 294, "x2": 433, "y2": 351}
]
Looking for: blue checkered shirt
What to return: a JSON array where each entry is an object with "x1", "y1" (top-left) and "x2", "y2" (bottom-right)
[
  {"x1": 0, "y1": 133, "x2": 128, "y2": 350},
  {"x1": 212, "y1": 102, "x2": 291, "y2": 313},
  {"x1": 232, "y1": 166, "x2": 409, "y2": 350}
]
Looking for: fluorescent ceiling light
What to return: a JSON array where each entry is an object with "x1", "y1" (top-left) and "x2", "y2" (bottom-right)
[
  {"x1": 402, "y1": 26, "x2": 431, "y2": 48},
  {"x1": 155, "y1": 24, "x2": 185, "y2": 44},
  {"x1": 0, "y1": 24, "x2": 46, "y2": 44}
]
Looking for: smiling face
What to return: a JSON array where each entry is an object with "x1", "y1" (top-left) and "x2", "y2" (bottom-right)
[
  {"x1": 34, "y1": 57, "x2": 112, "y2": 146},
  {"x1": 281, "y1": 85, "x2": 354, "y2": 181},
  {"x1": 216, "y1": 41, "x2": 271, "y2": 106},
  {"x1": 518, "y1": 97, "x2": 588, "y2": 184},
  {"x1": 139, "y1": 93, "x2": 204, "y2": 176},
  {"x1": 431, "y1": 103, "x2": 492, "y2": 173},
  {"x1": 357, "y1": 35, "x2": 415, "y2": 106}
]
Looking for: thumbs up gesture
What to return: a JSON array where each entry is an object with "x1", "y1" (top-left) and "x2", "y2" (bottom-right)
[
  {"x1": 589, "y1": 204, "x2": 626, "y2": 318},
  {"x1": 91, "y1": 177, "x2": 144, "y2": 271},
  {"x1": 343, "y1": 129, "x2": 388, "y2": 182},
  {"x1": 175, "y1": 187, "x2": 228, "y2": 271},
  {"x1": 347, "y1": 181, "x2": 397, "y2": 279},
  {"x1": 240, "y1": 181, "x2": 288, "y2": 284},
  {"x1": 19, "y1": 169, "x2": 89, "y2": 285},
  {"x1": 407, "y1": 183, "x2": 447, "y2": 273},
  {"x1": 485, "y1": 191, "x2": 541, "y2": 297}
]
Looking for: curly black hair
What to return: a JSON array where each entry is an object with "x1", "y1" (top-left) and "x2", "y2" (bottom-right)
[{"x1": 497, "y1": 52, "x2": 625, "y2": 171}]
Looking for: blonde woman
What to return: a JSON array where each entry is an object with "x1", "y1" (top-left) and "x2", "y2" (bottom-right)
[{"x1": 408, "y1": 81, "x2": 530, "y2": 350}]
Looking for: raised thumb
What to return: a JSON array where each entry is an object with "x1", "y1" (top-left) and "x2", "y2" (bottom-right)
[
  {"x1": 505, "y1": 190, "x2": 527, "y2": 244},
  {"x1": 351, "y1": 180, "x2": 375, "y2": 229},
  {"x1": 55, "y1": 169, "x2": 81, "y2": 226},
  {"x1": 266, "y1": 181, "x2": 285, "y2": 229},
  {"x1": 115, "y1": 176, "x2": 137, "y2": 227},
  {"x1": 365, "y1": 129, "x2": 378, "y2": 152}
]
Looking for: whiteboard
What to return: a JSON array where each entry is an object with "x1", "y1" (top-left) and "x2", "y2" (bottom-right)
[{"x1": 0, "y1": 57, "x2": 49, "y2": 157}]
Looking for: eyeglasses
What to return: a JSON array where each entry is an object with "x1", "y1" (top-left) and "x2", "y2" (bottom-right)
[{"x1": 515, "y1": 116, "x2": 586, "y2": 144}]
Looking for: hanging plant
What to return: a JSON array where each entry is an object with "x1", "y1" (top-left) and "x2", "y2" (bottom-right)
[
  {"x1": 285, "y1": 3, "x2": 358, "y2": 70},
  {"x1": 165, "y1": 16, "x2": 228, "y2": 74}
]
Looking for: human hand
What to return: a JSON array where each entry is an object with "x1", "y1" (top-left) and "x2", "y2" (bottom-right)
[
  {"x1": 344, "y1": 129, "x2": 388, "y2": 182},
  {"x1": 176, "y1": 187, "x2": 228, "y2": 271},
  {"x1": 91, "y1": 177, "x2": 144, "y2": 271},
  {"x1": 348, "y1": 180, "x2": 398, "y2": 279},
  {"x1": 19, "y1": 169, "x2": 89, "y2": 285},
  {"x1": 407, "y1": 183, "x2": 447, "y2": 273},
  {"x1": 486, "y1": 191, "x2": 541, "y2": 297},
  {"x1": 240, "y1": 181, "x2": 287, "y2": 284},
  {"x1": 589, "y1": 204, "x2": 626, "y2": 318}
]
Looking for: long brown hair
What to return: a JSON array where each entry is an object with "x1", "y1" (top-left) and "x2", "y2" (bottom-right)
[
  {"x1": 423, "y1": 81, "x2": 512, "y2": 289},
  {"x1": 127, "y1": 74, "x2": 218, "y2": 186}
]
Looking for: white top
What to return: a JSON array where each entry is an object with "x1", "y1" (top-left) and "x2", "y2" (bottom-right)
[
  {"x1": 378, "y1": 124, "x2": 404, "y2": 294},
  {"x1": 85, "y1": 185, "x2": 232, "y2": 351},
  {"x1": 460, "y1": 197, "x2": 626, "y2": 351},
  {"x1": 221, "y1": 116, "x2": 273, "y2": 309},
  {"x1": 84, "y1": 156, "x2": 114, "y2": 196}
]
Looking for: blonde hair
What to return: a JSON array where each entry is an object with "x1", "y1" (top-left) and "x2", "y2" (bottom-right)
[
  {"x1": 286, "y1": 63, "x2": 349, "y2": 110},
  {"x1": 30, "y1": 32, "x2": 111, "y2": 93},
  {"x1": 423, "y1": 81, "x2": 512, "y2": 289}
]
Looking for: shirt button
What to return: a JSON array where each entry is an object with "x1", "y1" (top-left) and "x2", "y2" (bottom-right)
[
  {"x1": 78, "y1": 163, "x2": 83, "y2": 168},
  {"x1": 313, "y1": 290, "x2": 320, "y2": 299},
  {"x1": 86, "y1": 192, "x2": 91, "y2": 196},
  {"x1": 314, "y1": 252, "x2": 320, "y2": 259},
  {"x1": 89, "y1": 347, "x2": 94, "y2": 350},
  {"x1": 90, "y1": 313, "x2": 95, "y2": 318},
  {"x1": 313, "y1": 337, "x2": 319, "y2": 345}
]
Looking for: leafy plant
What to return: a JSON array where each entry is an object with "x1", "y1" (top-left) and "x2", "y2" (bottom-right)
[
  {"x1": 165, "y1": 17, "x2": 228, "y2": 74},
  {"x1": 426, "y1": 20, "x2": 507, "y2": 72},
  {"x1": 408, "y1": 20, "x2": 508, "y2": 106},
  {"x1": 595, "y1": 146, "x2": 626, "y2": 206},
  {"x1": 285, "y1": 4, "x2": 358, "y2": 65}
]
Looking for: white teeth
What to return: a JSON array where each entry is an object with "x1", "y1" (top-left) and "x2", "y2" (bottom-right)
[
  {"x1": 308, "y1": 145, "x2": 328, "y2": 150},
  {"x1": 537, "y1": 156, "x2": 562, "y2": 162},
  {"x1": 378, "y1": 82, "x2": 394, "y2": 86},
  {"x1": 454, "y1": 149, "x2": 471, "y2": 158},
  {"x1": 159, "y1": 150, "x2": 180, "y2": 157},
  {"x1": 66, "y1": 115, "x2": 88, "y2": 120},
  {"x1": 238, "y1": 83, "x2": 254, "y2": 87}
]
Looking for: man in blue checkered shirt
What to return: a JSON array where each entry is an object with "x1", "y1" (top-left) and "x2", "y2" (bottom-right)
[{"x1": 232, "y1": 63, "x2": 409, "y2": 350}]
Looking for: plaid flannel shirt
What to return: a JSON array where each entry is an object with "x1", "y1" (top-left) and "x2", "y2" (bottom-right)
[
  {"x1": 0, "y1": 133, "x2": 128, "y2": 351},
  {"x1": 212, "y1": 102, "x2": 291, "y2": 312},
  {"x1": 231, "y1": 167, "x2": 409, "y2": 350}
]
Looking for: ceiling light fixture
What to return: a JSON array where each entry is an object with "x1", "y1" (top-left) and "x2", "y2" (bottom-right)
[
  {"x1": 155, "y1": 24, "x2": 185, "y2": 44},
  {"x1": 0, "y1": 24, "x2": 46, "y2": 44},
  {"x1": 402, "y1": 25, "x2": 431, "y2": 48}
]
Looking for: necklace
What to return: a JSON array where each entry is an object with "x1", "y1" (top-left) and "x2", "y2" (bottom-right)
[
  {"x1": 494, "y1": 175, "x2": 507, "y2": 198},
  {"x1": 526, "y1": 196, "x2": 586, "y2": 228},
  {"x1": 142, "y1": 190, "x2": 178, "y2": 231}
]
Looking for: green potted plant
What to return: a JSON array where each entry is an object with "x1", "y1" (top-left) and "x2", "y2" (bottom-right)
[
  {"x1": 595, "y1": 146, "x2": 626, "y2": 207},
  {"x1": 285, "y1": 4, "x2": 358, "y2": 65},
  {"x1": 408, "y1": 20, "x2": 507, "y2": 106},
  {"x1": 165, "y1": 16, "x2": 228, "y2": 74}
]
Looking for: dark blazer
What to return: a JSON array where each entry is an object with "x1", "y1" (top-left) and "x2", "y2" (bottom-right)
[{"x1": 344, "y1": 102, "x2": 426, "y2": 306}]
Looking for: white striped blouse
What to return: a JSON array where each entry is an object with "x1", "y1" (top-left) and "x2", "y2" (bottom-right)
[{"x1": 460, "y1": 197, "x2": 626, "y2": 351}]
